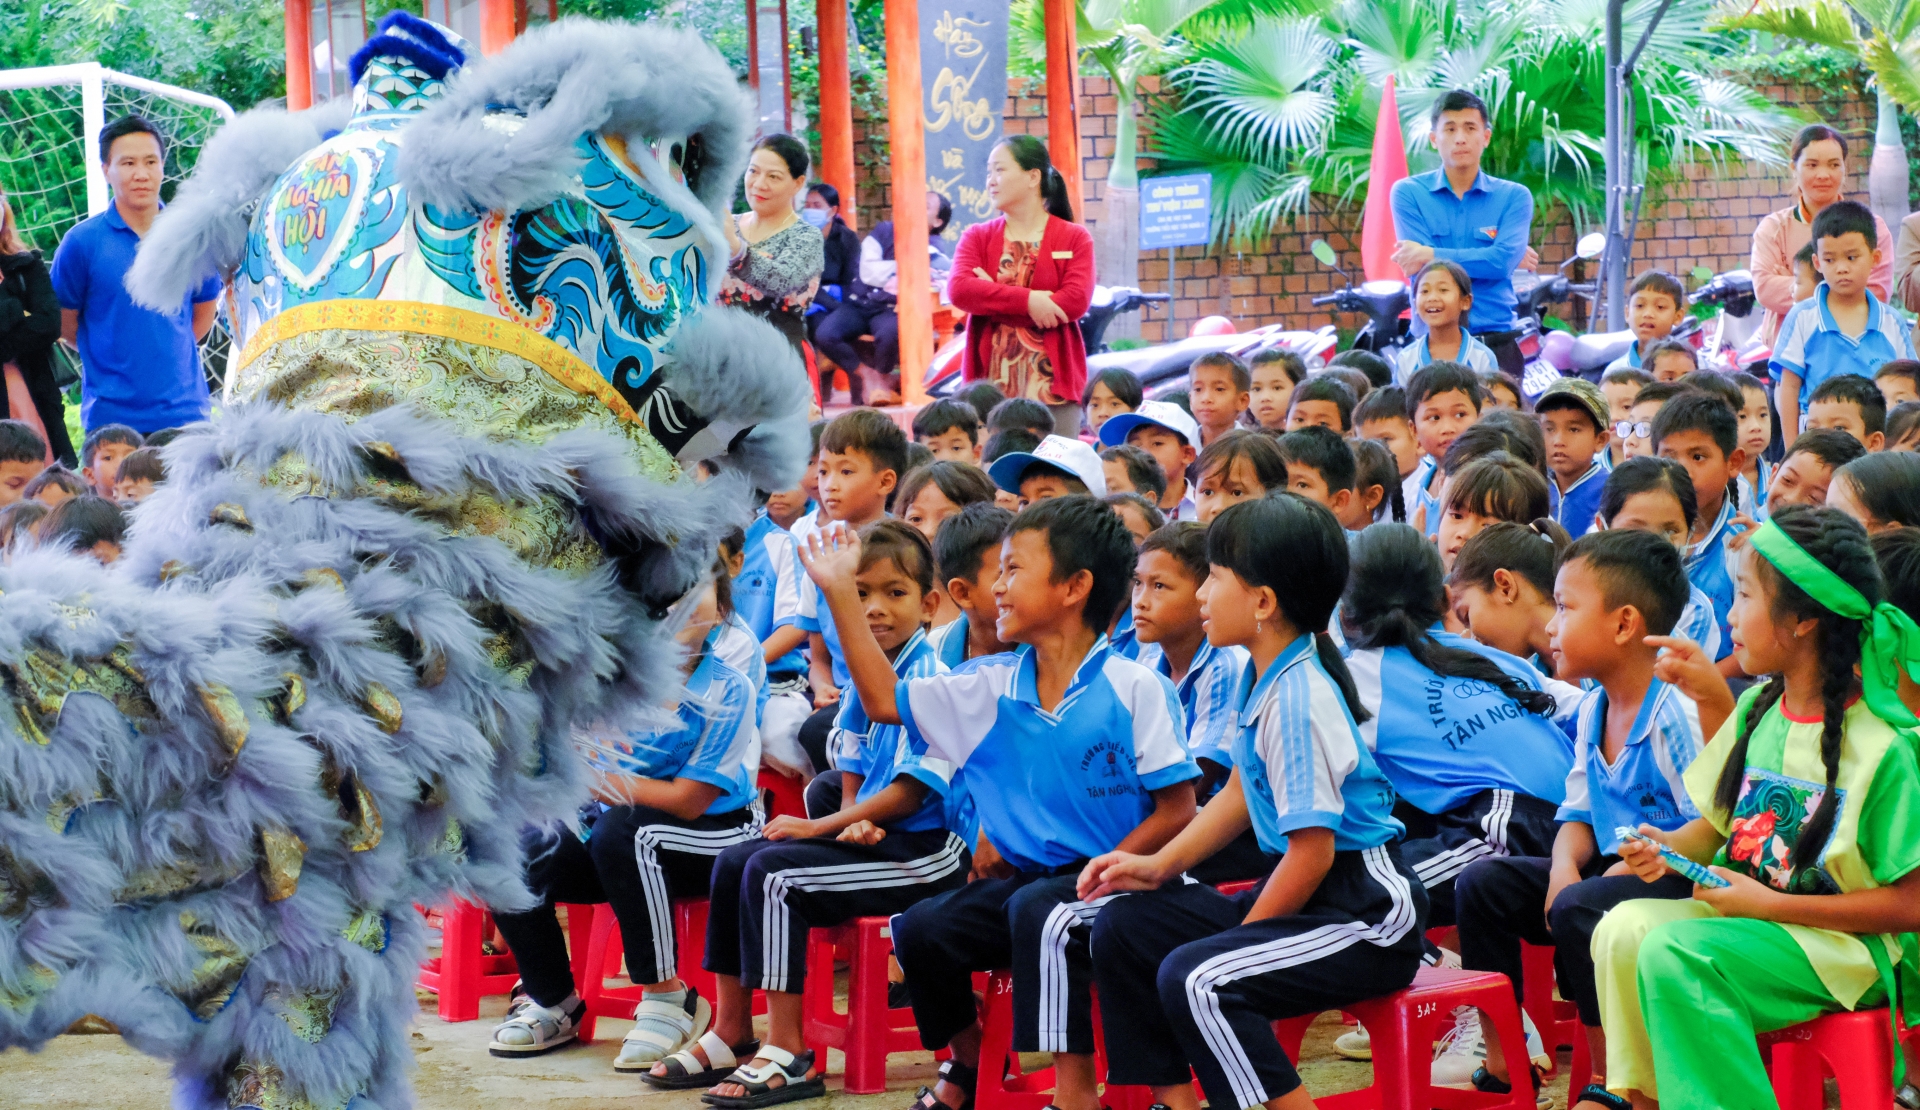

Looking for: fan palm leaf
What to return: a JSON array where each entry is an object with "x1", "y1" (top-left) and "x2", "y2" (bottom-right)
[{"x1": 1175, "y1": 17, "x2": 1339, "y2": 163}]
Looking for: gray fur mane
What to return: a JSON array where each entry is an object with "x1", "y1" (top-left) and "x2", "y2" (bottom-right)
[{"x1": 399, "y1": 18, "x2": 752, "y2": 226}]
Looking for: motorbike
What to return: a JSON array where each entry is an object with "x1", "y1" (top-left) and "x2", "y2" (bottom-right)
[
  {"x1": 1691, "y1": 267, "x2": 1770, "y2": 377},
  {"x1": 923, "y1": 285, "x2": 1338, "y2": 401},
  {"x1": 1307, "y1": 239, "x2": 1413, "y2": 358}
]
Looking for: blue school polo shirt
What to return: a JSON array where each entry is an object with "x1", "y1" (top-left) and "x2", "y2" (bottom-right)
[
  {"x1": 1389, "y1": 169, "x2": 1533, "y2": 333},
  {"x1": 736, "y1": 508, "x2": 810, "y2": 677},
  {"x1": 50, "y1": 204, "x2": 221, "y2": 433},
  {"x1": 1345, "y1": 630, "x2": 1573, "y2": 814},
  {"x1": 928, "y1": 615, "x2": 972, "y2": 669},
  {"x1": 1234, "y1": 634, "x2": 1403, "y2": 855},
  {"x1": 1549, "y1": 461, "x2": 1608, "y2": 539},
  {"x1": 897, "y1": 637, "x2": 1200, "y2": 872},
  {"x1": 1675, "y1": 582, "x2": 1725, "y2": 661},
  {"x1": 1109, "y1": 607, "x2": 1141, "y2": 660},
  {"x1": 1684, "y1": 499, "x2": 1741, "y2": 662},
  {"x1": 602, "y1": 641, "x2": 758, "y2": 814},
  {"x1": 832, "y1": 628, "x2": 953, "y2": 833},
  {"x1": 1556, "y1": 677, "x2": 1702, "y2": 855},
  {"x1": 1400, "y1": 455, "x2": 1442, "y2": 540},
  {"x1": 1770, "y1": 284, "x2": 1915, "y2": 407},
  {"x1": 790, "y1": 518, "x2": 851, "y2": 688},
  {"x1": 1135, "y1": 638, "x2": 1247, "y2": 772},
  {"x1": 1393, "y1": 332, "x2": 1499, "y2": 386}
]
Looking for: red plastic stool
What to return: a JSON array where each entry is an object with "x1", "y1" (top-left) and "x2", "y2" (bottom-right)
[
  {"x1": 972, "y1": 971, "x2": 1113, "y2": 1110},
  {"x1": 576, "y1": 899, "x2": 766, "y2": 1043},
  {"x1": 1761, "y1": 1008, "x2": 1903, "y2": 1110},
  {"x1": 417, "y1": 900, "x2": 520, "y2": 1022},
  {"x1": 801, "y1": 916, "x2": 922, "y2": 1093},
  {"x1": 759, "y1": 769, "x2": 808, "y2": 822},
  {"x1": 1519, "y1": 942, "x2": 1586, "y2": 1082},
  {"x1": 1271, "y1": 966, "x2": 1537, "y2": 1110}
]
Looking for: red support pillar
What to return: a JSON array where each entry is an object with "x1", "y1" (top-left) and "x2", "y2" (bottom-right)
[
  {"x1": 886, "y1": 0, "x2": 932, "y2": 403},
  {"x1": 1043, "y1": 0, "x2": 1081, "y2": 220},
  {"x1": 285, "y1": 0, "x2": 313, "y2": 110},
  {"x1": 480, "y1": 0, "x2": 516, "y2": 54},
  {"x1": 816, "y1": 0, "x2": 857, "y2": 229}
]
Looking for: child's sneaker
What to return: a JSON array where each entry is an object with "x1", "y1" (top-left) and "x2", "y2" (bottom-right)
[
  {"x1": 613, "y1": 985, "x2": 712, "y2": 1071},
  {"x1": 1431, "y1": 1006, "x2": 1551, "y2": 1086},
  {"x1": 488, "y1": 993, "x2": 587, "y2": 1057},
  {"x1": 1333, "y1": 1024, "x2": 1371, "y2": 1060}
]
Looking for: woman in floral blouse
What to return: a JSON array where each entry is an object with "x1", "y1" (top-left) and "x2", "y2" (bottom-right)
[{"x1": 719, "y1": 134, "x2": 824, "y2": 357}]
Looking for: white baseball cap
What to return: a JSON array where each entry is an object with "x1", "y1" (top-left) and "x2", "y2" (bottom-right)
[
  {"x1": 987, "y1": 434, "x2": 1109, "y2": 498},
  {"x1": 1098, "y1": 399, "x2": 1200, "y2": 448}
]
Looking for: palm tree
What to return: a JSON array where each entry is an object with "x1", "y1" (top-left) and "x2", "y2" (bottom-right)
[
  {"x1": 1145, "y1": 0, "x2": 1799, "y2": 248},
  {"x1": 1710, "y1": 0, "x2": 1920, "y2": 240}
]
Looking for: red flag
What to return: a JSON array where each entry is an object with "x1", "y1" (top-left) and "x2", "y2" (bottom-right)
[{"x1": 1360, "y1": 76, "x2": 1409, "y2": 282}]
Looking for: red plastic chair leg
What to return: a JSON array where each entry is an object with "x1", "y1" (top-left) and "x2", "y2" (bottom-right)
[{"x1": 437, "y1": 901, "x2": 484, "y2": 1022}]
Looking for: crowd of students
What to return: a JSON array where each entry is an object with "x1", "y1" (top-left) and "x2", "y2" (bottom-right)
[
  {"x1": 0, "y1": 418, "x2": 166, "y2": 563},
  {"x1": 476, "y1": 190, "x2": 1920, "y2": 1110}
]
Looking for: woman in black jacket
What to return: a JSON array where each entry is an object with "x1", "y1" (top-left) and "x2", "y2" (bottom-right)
[{"x1": 0, "y1": 191, "x2": 72, "y2": 466}]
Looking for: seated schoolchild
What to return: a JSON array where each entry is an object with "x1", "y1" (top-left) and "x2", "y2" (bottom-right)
[
  {"x1": 1592, "y1": 507, "x2": 1920, "y2": 1110},
  {"x1": 799, "y1": 495, "x2": 1200, "y2": 1110},
  {"x1": 1130, "y1": 522, "x2": 1260, "y2": 883},
  {"x1": 488, "y1": 572, "x2": 760, "y2": 1069},
  {"x1": 1450, "y1": 529, "x2": 1705, "y2": 1105},
  {"x1": 656, "y1": 524, "x2": 967, "y2": 1105},
  {"x1": 1081, "y1": 495, "x2": 1427, "y2": 1110},
  {"x1": 1192, "y1": 428, "x2": 1286, "y2": 524}
]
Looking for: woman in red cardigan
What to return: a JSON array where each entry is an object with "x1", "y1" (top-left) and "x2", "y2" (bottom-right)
[{"x1": 948, "y1": 135, "x2": 1096, "y2": 436}]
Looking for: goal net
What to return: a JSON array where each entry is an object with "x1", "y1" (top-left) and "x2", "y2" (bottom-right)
[{"x1": 0, "y1": 64, "x2": 237, "y2": 382}]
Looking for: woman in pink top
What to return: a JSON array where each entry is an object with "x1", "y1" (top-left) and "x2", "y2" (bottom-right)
[
  {"x1": 949, "y1": 135, "x2": 1095, "y2": 436},
  {"x1": 1750, "y1": 123, "x2": 1893, "y2": 345}
]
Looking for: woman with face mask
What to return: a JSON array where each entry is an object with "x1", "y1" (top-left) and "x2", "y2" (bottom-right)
[{"x1": 813, "y1": 190, "x2": 954, "y2": 407}]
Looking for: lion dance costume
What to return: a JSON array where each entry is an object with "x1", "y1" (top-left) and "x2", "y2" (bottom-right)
[{"x1": 0, "y1": 13, "x2": 807, "y2": 1109}]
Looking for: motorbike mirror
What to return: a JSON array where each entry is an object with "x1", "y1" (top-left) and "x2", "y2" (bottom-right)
[
  {"x1": 1575, "y1": 232, "x2": 1606, "y2": 260},
  {"x1": 1691, "y1": 266, "x2": 1713, "y2": 285},
  {"x1": 1310, "y1": 239, "x2": 1338, "y2": 268}
]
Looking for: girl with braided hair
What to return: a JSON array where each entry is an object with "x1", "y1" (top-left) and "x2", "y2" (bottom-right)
[{"x1": 1588, "y1": 505, "x2": 1920, "y2": 1110}]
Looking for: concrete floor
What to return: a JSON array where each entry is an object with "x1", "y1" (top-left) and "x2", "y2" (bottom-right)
[{"x1": 0, "y1": 991, "x2": 1580, "y2": 1109}]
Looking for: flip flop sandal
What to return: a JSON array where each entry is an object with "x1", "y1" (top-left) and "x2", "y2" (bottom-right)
[
  {"x1": 614, "y1": 988, "x2": 712, "y2": 1071},
  {"x1": 1572, "y1": 1084, "x2": 1634, "y2": 1110},
  {"x1": 907, "y1": 1057, "x2": 978, "y2": 1110},
  {"x1": 700, "y1": 1047, "x2": 827, "y2": 1108},
  {"x1": 643, "y1": 1031, "x2": 761, "y2": 1089}
]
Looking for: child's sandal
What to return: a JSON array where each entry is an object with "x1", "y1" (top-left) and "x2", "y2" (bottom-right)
[
  {"x1": 907, "y1": 1057, "x2": 977, "y2": 1110},
  {"x1": 1571, "y1": 1083, "x2": 1634, "y2": 1110},
  {"x1": 643, "y1": 1032, "x2": 760, "y2": 1089},
  {"x1": 700, "y1": 1046, "x2": 826, "y2": 1109}
]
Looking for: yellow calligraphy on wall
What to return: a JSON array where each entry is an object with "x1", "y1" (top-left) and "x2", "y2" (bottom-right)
[{"x1": 924, "y1": 10, "x2": 995, "y2": 141}]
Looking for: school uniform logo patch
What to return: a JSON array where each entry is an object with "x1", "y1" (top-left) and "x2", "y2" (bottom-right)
[
  {"x1": 1478, "y1": 225, "x2": 1498, "y2": 240},
  {"x1": 1079, "y1": 740, "x2": 1137, "y2": 797}
]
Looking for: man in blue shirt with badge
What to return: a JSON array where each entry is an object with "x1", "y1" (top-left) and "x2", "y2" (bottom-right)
[
  {"x1": 53, "y1": 115, "x2": 221, "y2": 435},
  {"x1": 1390, "y1": 89, "x2": 1534, "y2": 380}
]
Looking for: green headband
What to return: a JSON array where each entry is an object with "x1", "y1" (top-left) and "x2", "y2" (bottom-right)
[{"x1": 1748, "y1": 519, "x2": 1920, "y2": 728}]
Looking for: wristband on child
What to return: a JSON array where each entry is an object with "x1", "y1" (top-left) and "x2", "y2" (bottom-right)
[{"x1": 1748, "y1": 519, "x2": 1920, "y2": 728}]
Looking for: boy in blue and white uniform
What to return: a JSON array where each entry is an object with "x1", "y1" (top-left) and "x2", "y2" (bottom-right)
[
  {"x1": 1451, "y1": 529, "x2": 1704, "y2": 1099},
  {"x1": 489, "y1": 582, "x2": 761, "y2": 1069},
  {"x1": 799, "y1": 495, "x2": 1200, "y2": 1110}
]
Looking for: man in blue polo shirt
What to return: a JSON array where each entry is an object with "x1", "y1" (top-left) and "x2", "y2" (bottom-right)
[
  {"x1": 1390, "y1": 88, "x2": 1534, "y2": 379},
  {"x1": 53, "y1": 115, "x2": 221, "y2": 435}
]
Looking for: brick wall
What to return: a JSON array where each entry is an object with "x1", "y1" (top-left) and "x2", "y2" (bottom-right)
[{"x1": 852, "y1": 75, "x2": 1878, "y2": 342}]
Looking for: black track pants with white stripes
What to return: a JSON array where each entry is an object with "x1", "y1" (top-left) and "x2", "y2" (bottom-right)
[
  {"x1": 1399, "y1": 787, "x2": 1559, "y2": 927},
  {"x1": 492, "y1": 805, "x2": 759, "y2": 1006},
  {"x1": 1092, "y1": 845, "x2": 1427, "y2": 1107},
  {"x1": 891, "y1": 871, "x2": 1115, "y2": 1055},
  {"x1": 704, "y1": 829, "x2": 969, "y2": 994}
]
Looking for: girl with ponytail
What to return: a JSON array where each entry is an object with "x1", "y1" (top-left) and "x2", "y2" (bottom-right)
[
  {"x1": 1341, "y1": 524, "x2": 1573, "y2": 938},
  {"x1": 1591, "y1": 505, "x2": 1920, "y2": 1110},
  {"x1": 1080, "y1": 494, "x2": 1426, "y2": 1110},
  {"x1": 949, "y1": 134, "x2": 1096, "y2": 438}
]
